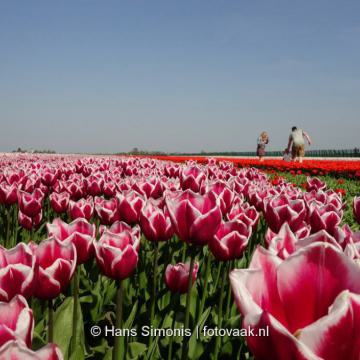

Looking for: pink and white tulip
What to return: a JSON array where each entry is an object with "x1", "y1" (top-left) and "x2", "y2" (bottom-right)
[
  {"x1": 166, "y1": 190, "x2": 222, "y2": 246},
  {"x1": 0, "y1": 243, "x2": 35, "y2": 301},
  {"x1": 230, "y1": 243, "x2": 360, "y2": 360}
]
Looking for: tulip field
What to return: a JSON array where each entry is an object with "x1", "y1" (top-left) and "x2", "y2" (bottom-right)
[{"x1": 1, "y1": 153, "x2": 360, "y2": 360}]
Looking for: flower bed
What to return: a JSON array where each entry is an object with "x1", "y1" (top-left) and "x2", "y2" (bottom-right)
[{"x1": 0, "y1": 153, "x2": 360, "y2": 359}]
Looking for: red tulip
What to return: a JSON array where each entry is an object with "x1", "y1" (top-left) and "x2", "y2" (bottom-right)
[
  {"x1": 266, "y1": 222, "x2": 298, "y2": 259},
  {"x1": 230, "y1": 243, "x2": 360, "y2": 360},
  {"x1": 117, "y1": 190, "x2": 145, "y2": 225},
  {"x1": 304, "y1": 189, "x2": 344, "y2": 212},
  {"x1": 308, "y1": 203, "x2": 342, "y2": 235},
  {"x1": 165, "y1": 190, "x2": 222, "y2": 246},
  {"x1": 63, "y1": 180, "x2": 84, "y2": 200},
  {"x1": 332, "y1": 225, "x2": 360, "y2": 262},
  {"x1": 227, "y1": 202, "x2": 259, "y2": 230},
  {"x1": 4, "y1": 170, "x2": 21, "y2": 185},
  {"x1": 17, "y1": 189, "x2": 43, "y2": 217},
  {"x1": 94, "y1": 196, "x2": 120, "y2": 225},
  {"x1": 99, "y1": 221, "x2": 140, "y2": 242},
  {"x1": 248, "y1": 186, "x2": 277, "y2": 212},
  {"x1": 0, "y1": 243, "x2": 35, "y2": 301},
  {"x1": 296, "y1": 230, "x2": 342, "y2": 251},
  {"x1": 32, "y1": 238, "x2": 77, "y2": 300},
  {"x1": 47, "y1": 218, "x2": 95, "y2": 265},
  {"x1": 140, "y1": 201, "x2": 174, "y2": 242},
  {"x1": 20, "y1": 176, "x2": 41, "y2": 194},
  {"x1": 94, "y1": 231, "x2": 139, "y2": 280},
  {"x1": 162, "y1": 178, "x2": 180, "y2": 192},
  {"x1": 266, "y1": 222, "x2": 341, "y2": 259},
  {"x1": 18, "y1": 210, "x2": 43, "y2": 230},
  {"x1": 206, "y1": 180, "x2": 234, "y2": 215},
  {"x1": 231, "y1": 177, "x2": 250, "y2": 198},
  {"x1": 68, "y1": 197, "x2": 94, "y2": 221},
  {"x1": 0, "y1": 340, "x2": 63, "y2": 360},
  {"x1": 354, "y1": 196, "x2": 360, "y2": 224},
  {"x1": 333, "y1": 224, "x2": 360, "y2": 248},
  {"x1": 209, "y1": 220, "x2": 252, "y2": 261},
  {"x1": 117, "y1": 180, "x2": 132, "y2": 192},
  {"x1": 84, "y1": 175, "x2": 104, "y2": 197},
  {"x1": 49, "y1": 192, "x2": 70, "y2": 214},
  {"x1": 165, "y1": 261, "x2": 199, "y2": 294},
  {"x1": 264, "y1": 195, "x2": 308, "y2": 233},
  {"x1": 306, "y1": 176, "x2": 326, "y2": 192},
  {"x1": 0, "y1": 182, "x2": 18, "y2": 206},
  {"x1": 0, "y1": 295, "x2": 34, "y2": 347},
  {"x1": 103, "y1": 181, "x2": 117, "y2": 197},
  {"x1": 180, "y1": 165, "x2": 206, "y2": 193},
  {"x1": 265, "y1": 222, "x2": 310, "y2": 244},
  {"x1": 164, "y1": 164, "x2": 180, "y2": 178},
  {"x1": 41, "y1": 170, "x2": 58, "y2": 187},
  {"x1": 132, "y1": 177, "x2": 163, "y2": 199}
]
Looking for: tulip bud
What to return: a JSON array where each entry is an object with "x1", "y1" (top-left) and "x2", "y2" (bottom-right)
[{"x1": 165, "y1": 261, "x2": 199, "y2": 294}]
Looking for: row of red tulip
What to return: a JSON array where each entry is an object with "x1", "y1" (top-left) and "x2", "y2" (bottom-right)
[{"x1": 148, "y1": 154, "x2": 360, "y2": 178}]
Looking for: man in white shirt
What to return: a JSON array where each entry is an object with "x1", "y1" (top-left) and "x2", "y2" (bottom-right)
[{"x1": 287, "y1": 126, "x2": 312, "y2": 163}]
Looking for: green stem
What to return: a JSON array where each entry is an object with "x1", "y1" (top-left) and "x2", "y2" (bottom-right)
[
  {"x1": 149, "y1": 242, "x2": 159, "y2": 346},
  {"x1": 225, "y1": 260, "x2": 234, "y2": 320},
  {"x1": 96, "y1": 218, "x2": 100, "y2": 239},
  {"x1": 214, "y1": 262, "x2": 227, "y2": 359},
  {"x1": 113, "y1": 280, "x2": 124, "y2": 360},
  {"x1": 167, "y1": 294, "x2": 179, "y2": 360},
  {"x1": 47, "y1": 198, "x2": 51, "y2": 223},
  {"x1": 48, "y1": 299, "x2": 54, "y2": 342},
  {"x1": 213, "y1": 262, "x2": 223, "y2": 292},
  {"x1": 5, "y1": 208, "x2": 11, "y2": 248},
  {"x1": 167, "y1": 311, "x2": 177, "y2": 360},
  {"x1": 181, "y1": 242, "x2": 187, "y2": 263},
  {"x1": 197, "y1": 252, "x2": 211, "y2": 322},
  {"x1": 180, "y1": 250, "x2": 196, "y2": 360},
  {"x1": 13, "y1": 205, "x2": 18, "y2": 247},
  {"x1": 71, "y1": 268, "x2": 79, "y2": 354}
]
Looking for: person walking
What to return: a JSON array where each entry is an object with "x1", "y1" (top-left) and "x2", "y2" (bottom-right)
[
  {"x1": 256, "y1": 131, "x2": 269, "y2": 162},
  {"x1": 287, "y1": 126, "x2": 312, "y2": 163}
]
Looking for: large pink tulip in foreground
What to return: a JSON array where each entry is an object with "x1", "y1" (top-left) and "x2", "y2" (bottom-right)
[{"x1": 230, "y1": 242, "x2": 360, "y2": 360}]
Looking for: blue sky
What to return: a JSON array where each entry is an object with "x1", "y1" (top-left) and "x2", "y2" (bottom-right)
[{"x1": 0, "y1": 0, "x2": 359, "y2": 153}]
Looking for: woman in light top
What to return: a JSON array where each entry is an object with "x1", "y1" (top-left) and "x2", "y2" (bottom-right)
[
  {"x1": 256, "y1": 131, "x2": 269, "y2": 162},
  {"x1": 287, "y1": 126, "x2": 312, "y2": 163}
]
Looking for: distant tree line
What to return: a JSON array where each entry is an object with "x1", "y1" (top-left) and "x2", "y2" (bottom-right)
[
  {"x1": 116, "y1": 147, "x2": 167, "y2": 156},
  {"x1": 12, "y1": 147, "x2": 56, "y2": 154}
]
